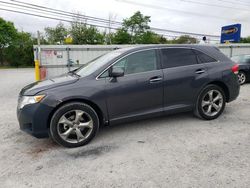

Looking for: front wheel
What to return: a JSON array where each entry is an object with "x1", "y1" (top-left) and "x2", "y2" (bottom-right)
[
  {"x1": 50, "y1": 102, "x2": 99, "y2": 148},
  {"x1": 195, "y1": 85, "x2": 226, "y2": 120}
]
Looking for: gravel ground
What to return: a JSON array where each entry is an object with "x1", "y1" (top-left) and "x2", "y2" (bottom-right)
[{"x1": 0, "y1": 68, "x2": 250, "y2": 188}]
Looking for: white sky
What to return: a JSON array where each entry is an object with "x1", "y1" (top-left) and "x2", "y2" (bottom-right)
[{"x1": 1, "y1": 0, "x2": 250, "y2": 40}]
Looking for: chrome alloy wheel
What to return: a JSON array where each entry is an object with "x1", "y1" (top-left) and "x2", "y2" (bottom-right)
[
  {"x1": 238, "y1": 72, "x2": 246, "y2": 85},
  {"x1": 57, "y1": 110, "x2": 93, "y2": 143},
  {"x1": 201, "y1": 90, "x2": 223, "y2": 117}
]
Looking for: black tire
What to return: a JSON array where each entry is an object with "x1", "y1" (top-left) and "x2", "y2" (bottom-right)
[
  {"x1": 195, "y1": 84, "x2": 226, "y2": 120},
  {"x1": 238, "y1": 71, "x2": 247, "y2": 85},
  {"x1": 49, "y1": 102, "x2": 99, "y2": 148}
]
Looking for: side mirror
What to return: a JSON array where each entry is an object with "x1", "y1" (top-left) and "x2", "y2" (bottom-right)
[{"x1": 110, "y1": 67, "x2": 124, "y2": 78}]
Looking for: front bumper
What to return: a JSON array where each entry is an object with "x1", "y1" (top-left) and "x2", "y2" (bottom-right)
[{"x1": 17, "y1": 102, "x2": 54, "y2": 138}]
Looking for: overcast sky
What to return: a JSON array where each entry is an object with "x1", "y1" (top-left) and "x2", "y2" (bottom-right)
[{"x1": 1, "y1": 0, "x2": 250, "y2": 40}]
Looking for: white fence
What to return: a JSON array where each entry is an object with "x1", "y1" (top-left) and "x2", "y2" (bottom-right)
[{"x1": 34, "y1": 44, "x2": 250, "y2": 79}]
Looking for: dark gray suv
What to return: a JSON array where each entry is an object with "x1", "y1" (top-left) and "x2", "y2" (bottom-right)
[{"x1": 17, "y1": 45, "x2": 240, "y2": 147}]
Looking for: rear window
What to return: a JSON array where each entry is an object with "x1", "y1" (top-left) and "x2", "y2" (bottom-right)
[
  {"x1": 194, "y1": 50, "x2": 217, "y2": 63},
  {"x1": 161, "y1": 48, "x2": 198, "y2": 68}
]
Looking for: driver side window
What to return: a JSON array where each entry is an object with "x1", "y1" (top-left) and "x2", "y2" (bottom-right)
[{"x1": 100, "y1": 49, "x2": 157, "y2": 78}]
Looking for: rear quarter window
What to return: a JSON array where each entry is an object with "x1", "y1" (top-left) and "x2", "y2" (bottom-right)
[{"x1": 193, "y1": 50, "x2": 217, "y2": 63}]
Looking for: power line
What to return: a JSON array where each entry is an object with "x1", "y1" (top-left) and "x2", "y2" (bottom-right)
[
  {"x1": 9, "y1": 0, "x2": 122, "y2": 25},
  {"x1": 115, "y1": 0, "x2": 239, "y2": 21},
  {"x1": 0, "y1": 1, "x2": 121, "y2": 26},
  {"x1": 180, "y1": 0, "x2": 250, "y2": 11},
  {"x1": 217, "y1": 0, "x2": 250, "y2": 6},
  {"x1": 0, "y1": 1, "x2": 220, "y2": 39},
  {"x1": 150, "y1": 27, "x2": 219, "y2": 38},
  {"x1": 6, "y1": 0, "x2": 221, "y2": 37},
  {"x1": 0, "y1": 7, "x2": 220, "y2": 41},
  {"x1": 10, "y1": 0, "x2": 216, "y2": 37},
  {"x1": 0, "y1": 7, "x2": 122, "y2": 30}
]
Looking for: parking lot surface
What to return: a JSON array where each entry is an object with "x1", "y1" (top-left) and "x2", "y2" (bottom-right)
[{"x1": 0, "y1": 68, "x2": 250, "y2": 188}]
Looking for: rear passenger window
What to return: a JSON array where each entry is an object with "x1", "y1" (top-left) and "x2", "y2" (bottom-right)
[
  {"x1": 161, "y1": 48, "x2": 198, "y2": 68},
  {"x1": 194, "y1": 50, "x2": 217, "y2": 63}
]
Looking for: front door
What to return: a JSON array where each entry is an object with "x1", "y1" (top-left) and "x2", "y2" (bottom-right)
[{"x1": 103, "y1": 49, "x2": 164, "y2": 123}]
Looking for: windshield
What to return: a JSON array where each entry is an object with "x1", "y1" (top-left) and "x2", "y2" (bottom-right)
[{"x1": 75, "y1": 51, "x2": 123, "y2": 77}]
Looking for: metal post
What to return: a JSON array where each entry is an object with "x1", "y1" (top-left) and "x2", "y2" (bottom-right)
[
  {"x1": 35, "y1": 31, "x2": 41, "y2": 81},
  {"x1": 35, "y1": 60, "x2": 40, "y2": 81},
  {"x1": 229, "y1": 45, "x2": 233, "y2": 58},
  {"x1": 66, "y1": 47, "x2": 70, "y2": 72}
]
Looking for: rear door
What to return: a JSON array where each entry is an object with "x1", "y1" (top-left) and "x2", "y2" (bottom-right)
[{"x1": 160, "y1": 47, "x2": 209, "y2": 110}]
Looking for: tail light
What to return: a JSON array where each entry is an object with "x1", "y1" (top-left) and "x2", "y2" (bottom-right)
[{"x1": 231, "y1": 64, "x2": 239, "y2": 74}]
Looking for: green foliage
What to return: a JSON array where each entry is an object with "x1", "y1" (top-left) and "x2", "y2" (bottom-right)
[
  {"x1": 45, "y1": 22, "x2": 68, "y2": 44},
  {"x1": 0, "y1": 18, "x2": 18, "y2": 48},
  {"x1": 171, "y1": 35, "x2": 198, "y2": 44},
  {"x1": 0, "y1": 17, "x2": 34, "y2": 67},
  {"x1": 111, "y1": 29, "x2": 131, "y2": 44},
  {"x1": 0, "y1": 18, "x2": 18, "y2": 65},
  {"x1": 4, "y1": 32, "x2": 34, "y2": 67},
  {"x1": 138, "y1": 31, "x2": 166, "y2": 44},
  {"x1": 70, "y1": 22, "x2": 104, "y2": 44},
  {"x1": 122, "y1": 11, "x2": 151, "y2": 43},
  {"x1": 240, "y1": 37, "x2": 250, "y2": 43}
]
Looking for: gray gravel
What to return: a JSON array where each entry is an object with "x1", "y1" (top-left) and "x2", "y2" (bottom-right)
[{"x1": 0, "y1": 68, "x2": 250, "y2": 188}]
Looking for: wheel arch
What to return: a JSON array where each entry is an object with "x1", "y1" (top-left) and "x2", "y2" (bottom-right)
[
  {"x1": 239, "y1": 69, "x2": 247, "y2": 75},
  {"x1": 47, "y1": 98, "x2": 106, "y2": 128},
  {"x1": 204, "y1": 81, "x2": 230, "y2": 102}
]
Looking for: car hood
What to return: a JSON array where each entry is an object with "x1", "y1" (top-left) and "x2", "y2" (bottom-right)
[{"x1": 20, "y1": 74, "x2": 79, "y2": 96}]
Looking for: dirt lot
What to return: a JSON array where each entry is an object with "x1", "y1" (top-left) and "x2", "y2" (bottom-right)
[{"x1": 0, "y1": 68, "x2": 250, "y2": 188}]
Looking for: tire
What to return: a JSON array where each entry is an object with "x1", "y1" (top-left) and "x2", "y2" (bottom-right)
[
  {"x1": 195, "y1": 85, "x2": 226, "y2": 120},
  {"x1": 49, "y1": 102, "x2": 99, "y2": 148},
  {"x1": 238, "y1": 71, "x2": 247, "y2": 85}
]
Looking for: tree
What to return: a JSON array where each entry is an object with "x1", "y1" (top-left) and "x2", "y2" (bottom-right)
[
  {"x1": 45, "y1": 22, "x2": 68, "y2": 44},
  {"x1": 70, "y1": 21, "x2": 104, "y2": 44},
  {"x1": 4, "y1": 31, "x2": 34, "y2": 67},
  {"x1": 111, "y1": 29, "x2": 131, "y2": 44},
  {"x1": 240, "y1": 36, "x2": 250, "y2": 43},
  {"x1": 122, "y1": 11, "x2": 151, "y2": 43},
  {"x1": 172, "y1": 35, "x2": 198, "y2": 44},
  {"x1": 112, "y1": 11, "x2": 166, "y2": 44},
  {"x1": 138, "y1": 31, "x2": 168, "y2": 44},
  {"x1": 0, "y1": 18, "x2": 18, "y2": 65}
]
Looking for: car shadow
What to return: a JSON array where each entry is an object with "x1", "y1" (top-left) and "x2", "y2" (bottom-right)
[
  {"x1": 21, "y1": 112, "x2": 194, "y2": 152},
  {"x1": 96, "y1": 112, "x2": 196, "y2": 140}
]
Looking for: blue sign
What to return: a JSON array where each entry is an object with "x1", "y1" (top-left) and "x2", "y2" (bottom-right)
[{"x1": 220, "y1": 24, "x2": 241, "y2": 43}]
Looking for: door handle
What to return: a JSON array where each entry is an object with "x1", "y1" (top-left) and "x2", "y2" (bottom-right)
[
  {"x1": 195, "y1": 69, "x2": 205, "y2": 74},
  {"x1": 149, "y1": 76, "x2": 163, "y2": 83}
]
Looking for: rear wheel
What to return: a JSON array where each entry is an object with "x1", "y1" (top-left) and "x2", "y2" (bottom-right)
[
  {"x1": 50, "y1": 102, "x2": 99, "y2": 148},
  {"x1": 238, "y1": 71, "x2": 246, "y2": 85},
  {"x1": 195, "y1": 85, "x2": 226, "y2": 120}
]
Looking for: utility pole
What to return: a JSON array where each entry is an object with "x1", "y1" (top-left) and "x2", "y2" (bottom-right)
[
  {"x1": 108, "y1": 13, "x2": 117, "y2": 44},
  {"x1": 37, "y1": 30, "x2": 41, "y2": 61},
  {"x1": 108, "y1": 13, "x2": 112, "y2": 44}
]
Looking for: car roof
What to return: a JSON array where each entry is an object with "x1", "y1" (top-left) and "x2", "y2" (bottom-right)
[
  {"x1": 116, "y1": 44, "x2": 228, "y2": 62},
  {"x1": 117, "y1": 44, "x2": 217, "y2": 51}
]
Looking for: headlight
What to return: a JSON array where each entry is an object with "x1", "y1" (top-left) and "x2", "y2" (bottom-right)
[{"x1": 18, "y1": 95, "x2": 46, "y2": 109}]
